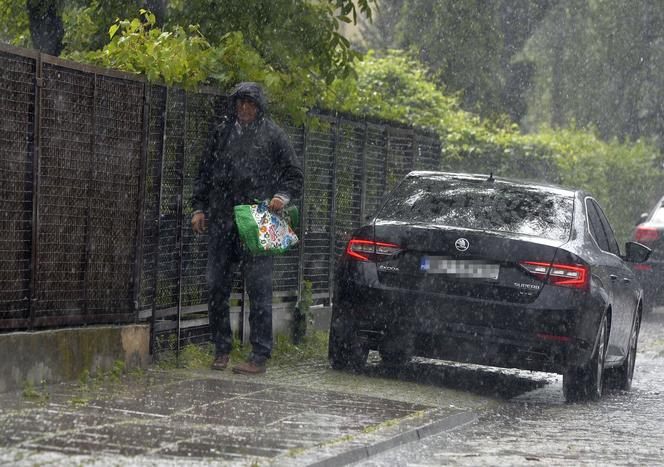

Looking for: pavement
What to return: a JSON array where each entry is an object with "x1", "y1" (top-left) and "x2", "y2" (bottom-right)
[{"x1": 0, "y1": 347, "x2": 552, "y2": 466}]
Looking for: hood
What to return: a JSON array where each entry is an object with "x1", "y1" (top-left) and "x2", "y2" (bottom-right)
[{"x1": 230, "y1": 82, "x2": 267, "y2": 116}]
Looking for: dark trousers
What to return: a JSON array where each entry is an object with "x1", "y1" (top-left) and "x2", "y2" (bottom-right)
[{"x1": 207, "y1": 219, "x2": 274, "y2": 363}]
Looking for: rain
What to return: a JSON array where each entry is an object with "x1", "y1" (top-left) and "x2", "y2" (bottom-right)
[{"x1": 1, "y1": 1, "x2": 664, "y2": 466}]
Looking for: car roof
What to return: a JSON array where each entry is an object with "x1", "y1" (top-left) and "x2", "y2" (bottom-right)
[{"x1": 406, "y1": 171, "x2": 579, "y2": 197}]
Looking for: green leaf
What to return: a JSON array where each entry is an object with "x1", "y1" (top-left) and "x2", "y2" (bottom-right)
[{"x1": 108, "y1": 23, "x2": 119, "y2": 39}]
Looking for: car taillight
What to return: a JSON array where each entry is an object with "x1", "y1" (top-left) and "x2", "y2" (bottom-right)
[
  {"x1": 345, "y1": 238, "x2": 401, "y2": 262},
  {"x1": 520, "y1": 261, "x2": 589, "y2": 289},
  {"x1": 635, "y1": 226, "x2": 659, "y2": 243}
]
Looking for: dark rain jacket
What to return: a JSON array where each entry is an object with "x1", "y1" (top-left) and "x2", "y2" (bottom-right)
[{"x1": 191, "y1": 82, "x2": 303, "y2": 225}]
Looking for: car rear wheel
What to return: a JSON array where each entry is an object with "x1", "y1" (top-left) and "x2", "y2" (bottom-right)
[
  {"x1": 328, "y1": 311, "x2": 368, "y2": 371},
  {"x1": 379, "y1": 336, "x2": 412, "y2": 367},
  {"x1": 605, "y1": 308, "x2": 641, "y2": 391},
  {"x1": 563, "y1": 314, "x2": 608, "y2": 403}
]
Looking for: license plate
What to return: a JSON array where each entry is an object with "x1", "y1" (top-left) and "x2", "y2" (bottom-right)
[{"x1": 421, "y1": 256, "x2": 500, "y2": 279}]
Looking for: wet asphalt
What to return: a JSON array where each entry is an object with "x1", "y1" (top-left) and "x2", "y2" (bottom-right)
[{"x1": 358, "y1": 308, "x2": 664, "y2": 466}]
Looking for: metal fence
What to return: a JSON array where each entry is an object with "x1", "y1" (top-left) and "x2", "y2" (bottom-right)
[{"x1": 0, "y1": 44, "x2": 442, "y2": 350}]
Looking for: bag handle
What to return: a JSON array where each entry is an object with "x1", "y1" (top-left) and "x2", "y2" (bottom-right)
[{"x1": 252, "y1": 198, "x2": 299, "y2": 231}]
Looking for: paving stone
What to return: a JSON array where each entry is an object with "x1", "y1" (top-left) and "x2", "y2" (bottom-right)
[{"x1": 0, "y1": 356, "x2": 499, "y2": 464}]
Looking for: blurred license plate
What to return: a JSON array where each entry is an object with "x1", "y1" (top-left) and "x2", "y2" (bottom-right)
[{"x1": 420, "y1": 257, "x2": 500, "y2": 279}]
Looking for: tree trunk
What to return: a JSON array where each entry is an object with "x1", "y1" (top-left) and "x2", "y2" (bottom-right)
[
  {"x1": 26, "y1": 0, "x2": 64, "y2": 56},
  {"x1": 500, "y1": 0, "x2": 560, "y2": 124},
  {"x1": 550, "y1": 3, "x2": 566, "y2": 128},
  {"x1": 140, "y1": 0, "x2": 167, "y2": 26}
]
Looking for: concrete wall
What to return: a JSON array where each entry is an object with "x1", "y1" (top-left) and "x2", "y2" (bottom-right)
[{"x1": 0, "y1": 324, "x2": 150, "y2": 393}]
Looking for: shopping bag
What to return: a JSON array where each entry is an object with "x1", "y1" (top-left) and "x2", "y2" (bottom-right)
[{"x1": 233, "y1": 201, "x2": 299, "y2": 255}]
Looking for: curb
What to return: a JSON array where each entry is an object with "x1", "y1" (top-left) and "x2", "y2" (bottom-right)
[{"x1": 305, "y1": 410, "x2": 478, "y2": 467}]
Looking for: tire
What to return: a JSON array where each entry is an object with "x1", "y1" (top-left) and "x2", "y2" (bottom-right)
[
  {"x1": 328, "y1": 311, "x2": 368, "y2": 371},
  {"x1": 379, "y1": 335, "x2": 412, "y2": 367},
  {"x1": 380, "y1": 349, "x2": 411, "y2": 366},
  {"x1": 605, "y1": 308, "x2": 641, "y2": 391},
  {"x1": 379, "y1": 348, "x2": 411, "y2": 367},
  {"x1": 563, "y1": 314, "x2": 608, "y2": 403}
]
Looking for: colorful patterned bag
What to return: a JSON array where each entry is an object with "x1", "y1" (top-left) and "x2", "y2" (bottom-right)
[{"x1": 233, "y1": 201, "x2": 299, "y2": 255}]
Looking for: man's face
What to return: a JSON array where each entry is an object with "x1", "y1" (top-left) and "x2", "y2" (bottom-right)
[{"x1": 236, "y1": 98, "x2": 259, "y2": 125}]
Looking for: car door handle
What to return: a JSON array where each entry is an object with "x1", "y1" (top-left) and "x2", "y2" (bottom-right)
[
  {"x1": 623, "y1": 278, "x2": 631, "y2": 284},
  {"x1": 610, "y1": 274, "x2": 618, "y2": 281}
]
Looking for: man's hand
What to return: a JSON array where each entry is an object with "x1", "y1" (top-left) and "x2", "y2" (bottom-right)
[
  {"x1": 191, "y1": 212, "x2": 206, "y2": 234},
  {"x1": 268, "y1": 197, "x2": 285, "y2": 212}
]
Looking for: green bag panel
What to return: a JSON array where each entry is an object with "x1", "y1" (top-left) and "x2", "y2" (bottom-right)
[{"x1": 234, "y1": 202, "x2": 299, "y2": 256}]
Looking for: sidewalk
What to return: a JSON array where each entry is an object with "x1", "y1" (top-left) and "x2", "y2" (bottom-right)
[{"x1": 0, "y1": 350, "x2": 548, "y2": 466}]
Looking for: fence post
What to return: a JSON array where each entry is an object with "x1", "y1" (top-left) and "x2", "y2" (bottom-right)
[
  {"x1": 383, "y1": 125, "x2": 390, "y2": 196},
  {"x1": 328, "y1": 114, "x2": 340, "y2": 306},
  {"x1": 28, "y1": 52, "x2": 43, "y2": 329},
  {"x1": 149, "y1": 87, "x2": 169, "y2": 354},
  {"x1": 297, "y1": 123, "x2": 308, "y2": 303},
  {"x1": 359, "y1": 119, "x2": 368, "y2": 223},
  {"x1": 411, "y1": 128, "x2": 418, "y2": 171},
  {"x1": 240, "y1": 277, "x2": 249, "y2": 345},
  {"x1": 131, "y1": 81, "x2": 151, "y2": 318}
]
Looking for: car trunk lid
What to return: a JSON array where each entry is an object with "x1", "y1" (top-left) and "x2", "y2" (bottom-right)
[{"x1": 372, "y1": 221, "x2": 567, "y2": 303}]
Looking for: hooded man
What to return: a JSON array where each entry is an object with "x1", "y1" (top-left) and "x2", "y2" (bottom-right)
[{"x1": 191, "y1": 82, "x2": 303, "y2": 374}]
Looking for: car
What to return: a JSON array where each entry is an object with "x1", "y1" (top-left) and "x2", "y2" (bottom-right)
[
  {"x1": 632, "y1": 196, "x2": 664, "y2": 312},
  {"x1": 329, "y1": 171, "x2": 651, "y2": 402}
]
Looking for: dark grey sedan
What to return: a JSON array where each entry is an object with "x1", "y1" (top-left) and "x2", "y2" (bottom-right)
[{"x1": 329, "y1": 172, "x2": 650, "y2": 402}]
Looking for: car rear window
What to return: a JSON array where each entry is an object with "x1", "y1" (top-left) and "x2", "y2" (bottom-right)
[{"x1": 378, "y1": 176, "x2": 574, "y2": 241}]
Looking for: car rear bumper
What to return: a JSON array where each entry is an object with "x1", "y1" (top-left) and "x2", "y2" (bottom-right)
[{"x1": 335, "y1": 268, "x2": 604, "y2": 374}]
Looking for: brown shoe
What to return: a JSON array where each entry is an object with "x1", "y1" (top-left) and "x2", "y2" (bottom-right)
[
  {"x1": 211, "y1": 354, "x2": 230, "y2": 371},
  {"x1": 232, "y1": 360, "x2": 266, "y2": 375}
]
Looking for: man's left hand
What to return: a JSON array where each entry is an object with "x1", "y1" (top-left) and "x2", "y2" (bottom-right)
[{"x1": 268, "y1": 197, "x2": 285, "y2": 212}]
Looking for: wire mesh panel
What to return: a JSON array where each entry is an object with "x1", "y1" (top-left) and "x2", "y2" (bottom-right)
[
  {"x1": 86, "y1": 74, "x2": 143, "y2": 315},
  {"x1": 275, "y1": 124, "x2": 305, "y2": 294},
  {"x1": 386, "y1": 128, "x2": 415, "y2": 192},
  {"x1": 364, "y1": 122, "x2": 387, "y2": 218},
  {"x1": 150, "y1": 89, "x2": 188, "y2": 350},
  {"x1": 138, "y1": 85, "x2": 167, "y2": 316},
  {"x1": 0, "y1": 51, "x2": 35, "y2": 324},
  {"x1": 333, "y1": 120, "x2": 364, "y2": 262},
  {"x1": 180, "y1": 91, "x2": 218, "y2": 308},
  {"x1": 414, "y1": 131, "x2": 441, "y2": 171},
  {"x1": 154, "y1": 89, "x2": 186, "y2": 313},
  {"x1": 302, "y1": 117, "x2": 335, "y2": 297},
  {"x1": 34, "y1": 64, "x2": 94, "y2": 322}
]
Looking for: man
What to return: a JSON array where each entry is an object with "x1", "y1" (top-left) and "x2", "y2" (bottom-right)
[{"x1": 191, "y1": 82, "x2": 303, "y2": 375}]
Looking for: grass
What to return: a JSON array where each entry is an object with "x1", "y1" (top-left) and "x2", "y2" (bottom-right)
[
  {"x1": 22, "y1": 380, "x2": 49, "y2": 402},
  {"x1": 155, "y1": 331, "x2": 329, "y2": 370},
  {"x1": 270, "y1": 331, "x2": 328, "y2": 365},
  {"x1": 60, "y1": 360, "x2": 143, "y2": 406}
]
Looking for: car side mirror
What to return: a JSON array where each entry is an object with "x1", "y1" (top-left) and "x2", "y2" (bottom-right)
[
  {"x1": 624, "y1": 241, "x2": 651, "y2": 263},
  {"x1": 636, "y1": 212, "x2": 648, "y2": 226}
]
